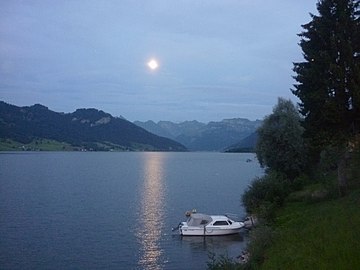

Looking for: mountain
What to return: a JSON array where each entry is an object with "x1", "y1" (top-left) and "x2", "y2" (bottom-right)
[
  {"x1": 134, "y1": 118, "x2": 262, "y2": 151},
  {"x1": 134, "y1": 120, "x2": 206, "y2": 140},
  {"x1": 224, "y1": 132, "x2": 258, "y2": 153},
  {"x1": 0, "y1": 101, "x2": 187, "y2": 151}
]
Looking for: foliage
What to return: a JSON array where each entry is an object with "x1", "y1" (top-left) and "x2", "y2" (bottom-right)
[
  {"x1": 207, "y1": 226, "x2": 275, "y2": 270},
  {"x1": 207, "y1": 253, "x2": 242, "y2": 270},
  {"x1": 292, "y1": 0, "x2": 360, "y2": 194},
  {"x1": 0, "y1": 101, "x2": 187, "y2": 151},
  {"x1": 348, "y1": 145, "x2": 360, "y2": 187},
  {"x1": 256, "y1": 98, "x2": 307, "y2": 179},
  {"x1": 242, "y1": 171, "x2": 291, "y2": 218},
  {"x1": 237, "y1": 2, "x2": 360, "y2": 268},
  {"x1": 292, "y1": 0, "x2": 360, "y2": 156}
]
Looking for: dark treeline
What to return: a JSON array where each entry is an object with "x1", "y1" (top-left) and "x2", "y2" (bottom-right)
[
  {"x1": 209, "y1": 0, "x2": 360, "y2": 269},
  {"x1": 244, "y1": 0, "x2": 360, "y2": 217}
]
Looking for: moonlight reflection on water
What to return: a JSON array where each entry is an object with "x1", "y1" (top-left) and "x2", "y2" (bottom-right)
[
  {"x1": 0, "y1": 152, "x2": 263, "y2": 269},
  {"x1": 136, "y1": 153, "x2": 167, "y2": 269}
]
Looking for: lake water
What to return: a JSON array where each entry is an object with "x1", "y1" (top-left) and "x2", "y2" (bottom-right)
[{"x1": 0, "y1": 152, "x2": 263, "y2": 269}]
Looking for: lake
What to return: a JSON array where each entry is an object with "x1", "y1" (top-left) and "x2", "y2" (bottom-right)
[{"x1": 0, "y1": 152, "x2": 263, "y2": 269}]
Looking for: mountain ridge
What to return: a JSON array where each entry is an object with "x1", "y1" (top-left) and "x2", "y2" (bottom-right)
[
  {"x1": 134, "y1": 118, "x2": 261, "y2": 151},
  {"x1": 0, "y1": 101, "x2": 187, "y2": 151}
]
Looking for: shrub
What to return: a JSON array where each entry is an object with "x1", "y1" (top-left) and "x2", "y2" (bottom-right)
[
  {"x1": 242, "y1": 171, "x2": 291, "y2": 216},
  {"x1": 290, "y1": 174, "x2": 311, "y2": 191},
  {"x1": 207, "y1": 252, "x2": 241, "y2": 270}
]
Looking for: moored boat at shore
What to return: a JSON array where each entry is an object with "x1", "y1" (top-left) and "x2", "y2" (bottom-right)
[{"x1": 175, "y1": 213, "x2": 244, "y2": 236}]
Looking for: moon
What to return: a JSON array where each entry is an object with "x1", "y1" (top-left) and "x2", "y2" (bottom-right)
[{"x1": 147, "y1": 59, "x2": 159, "y2": 70}]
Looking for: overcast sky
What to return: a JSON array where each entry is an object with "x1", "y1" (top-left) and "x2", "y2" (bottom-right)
[{"x1": 0, "y1": 0, "x2": 318, "y2": 122}]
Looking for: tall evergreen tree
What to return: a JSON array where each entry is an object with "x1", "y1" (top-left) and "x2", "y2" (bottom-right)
[{"x1": 292, "y1": 0, "x2": 360, "y2": 194}]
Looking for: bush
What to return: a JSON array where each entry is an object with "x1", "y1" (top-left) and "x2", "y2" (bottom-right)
[
  {"x1": 242, "y1": 171, "x2": 291, "y2": 217},
  {"x1": 207, "y1": 253, "x2": 241, "y2": 270},
  {"x1": 206, "y1": 226, "x2": 275, "y2": 270},
  {"x1": 291, "y1": 174, "x2": 311, "y2": 191}
]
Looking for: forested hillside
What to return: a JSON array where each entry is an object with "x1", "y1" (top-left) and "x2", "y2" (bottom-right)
[{"x1": 0, "y1": 101, "x2": 186, "y2": 151}]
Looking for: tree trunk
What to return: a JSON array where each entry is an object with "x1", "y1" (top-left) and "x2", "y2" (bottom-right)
[{"x1": 337, "y1": 151, "x2": 349, "y2": 197}]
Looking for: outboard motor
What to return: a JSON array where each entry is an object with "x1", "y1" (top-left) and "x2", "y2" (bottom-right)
[{"x1": 172, "y1": 222, "x2": 183, "y2": 232}]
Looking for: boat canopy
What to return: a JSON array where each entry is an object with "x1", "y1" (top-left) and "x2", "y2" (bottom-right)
[{"x1": 187, "y1": 213, "x2": 212, "y2": 226}]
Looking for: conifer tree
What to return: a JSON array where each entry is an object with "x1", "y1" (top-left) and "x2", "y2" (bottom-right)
[{"x1": 292, "y1": 0, "x2": 360, "y2": 194}]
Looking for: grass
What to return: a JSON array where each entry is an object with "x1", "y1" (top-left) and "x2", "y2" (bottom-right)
[
  {"x1": 0, "y1": 138, "x2": 154, "y2": 152},
  {"x1": 0, "y1": 138, "x2": 75, "y2": 151},
  {"x1": 208, "y1": 171, "x2": 360, "y2": 270},
  {"x1": 261, "y1": 190, "x2": 360, "y2": 269},
  {"x1": 0, "y1": 138, "x2": 131, "y2": 152}
]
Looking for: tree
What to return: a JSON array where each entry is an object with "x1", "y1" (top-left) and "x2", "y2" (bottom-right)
[
  {"x1": 256, "y1": 98, "x2": 306, "y2": 180},
  {"x1": 292, "y1": 0, "x2": 360, "y2": 194}
]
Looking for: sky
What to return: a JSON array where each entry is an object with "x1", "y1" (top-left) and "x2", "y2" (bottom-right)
[{"x1": 0, "y1": 0, "x2": 318, "y2": 123}]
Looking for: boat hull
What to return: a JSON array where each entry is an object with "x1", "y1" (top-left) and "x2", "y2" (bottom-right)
[{"x1": 179, "y1": 222, "x2": 244, "y2": 236}]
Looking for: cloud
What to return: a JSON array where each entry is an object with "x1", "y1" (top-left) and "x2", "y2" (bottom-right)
[{"x1": 0, "y1": 0, "x2": 318, "y2": 122}]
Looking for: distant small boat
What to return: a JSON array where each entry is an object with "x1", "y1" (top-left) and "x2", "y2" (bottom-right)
[{"x1": 174, "y1": 213, "x2": 244, "y2": 236}]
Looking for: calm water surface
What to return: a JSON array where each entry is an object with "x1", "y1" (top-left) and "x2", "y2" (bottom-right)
[{"x1": 0, "y1": 152, "x2": 263, "y2": 269}]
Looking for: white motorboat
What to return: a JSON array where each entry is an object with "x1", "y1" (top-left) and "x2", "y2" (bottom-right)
[{"x1": 175, "y1": 213, "x2": 245, "y2": 236}]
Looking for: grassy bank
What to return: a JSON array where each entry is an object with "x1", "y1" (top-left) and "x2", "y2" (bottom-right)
[
  {"x1": 208, "y1": 179, "x2": 360, "y2": 270},
  {"x1": 0, "y1": 139, "x2": 75, "y2": 151},
  {"x1": 261, "y1": 189, "x2": 360, "y2": 269},
  {"x1": 0, "y1": 138, "x2": 157, "y2": 152}
]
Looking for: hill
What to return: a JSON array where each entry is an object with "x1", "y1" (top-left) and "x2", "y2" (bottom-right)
[
  {"x1": 224, "y1": 132, "x2": 258, "y2": 152},
  {"x1": 134, "y1": 118, "x2": 261, "y2": 151},
  {"x1": 0, "y1": 101, "x2": 187, "y2": 151}
]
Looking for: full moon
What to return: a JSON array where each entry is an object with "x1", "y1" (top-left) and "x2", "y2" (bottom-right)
[{"x1": 147, "y1": 59, "x2": 159, "y2": 70}]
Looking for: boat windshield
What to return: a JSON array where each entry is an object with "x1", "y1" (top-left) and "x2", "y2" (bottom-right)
[{"x1": 187, "y1": 213, "x2": 212, "y2": 226}]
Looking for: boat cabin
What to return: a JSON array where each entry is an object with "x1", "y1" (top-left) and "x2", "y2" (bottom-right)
[{"x1": 187, "y1": 213, "x2": 212, "y2": 226}]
